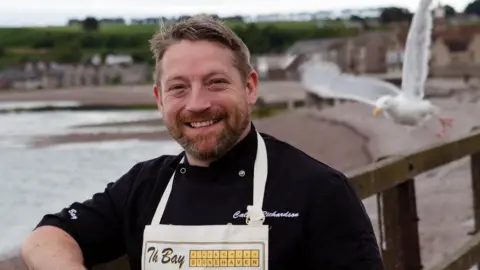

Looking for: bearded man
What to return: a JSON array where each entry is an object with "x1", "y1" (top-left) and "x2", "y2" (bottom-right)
[{"x1": 21, "y1": 15, "x2": 384, "y2": 270}]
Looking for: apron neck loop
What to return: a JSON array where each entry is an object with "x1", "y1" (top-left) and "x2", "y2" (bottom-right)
[{"x1": 150, "y1": 131, "x2": 268, "y2": 226}]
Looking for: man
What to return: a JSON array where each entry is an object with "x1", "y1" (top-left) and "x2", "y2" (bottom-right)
[{"x1": 21, "y1": 15, "x2": 384, "y2": 270}]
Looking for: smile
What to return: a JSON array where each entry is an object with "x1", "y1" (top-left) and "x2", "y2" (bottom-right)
[{"x1": 187, "y1": 118, "x2": 222, "y2": 128}]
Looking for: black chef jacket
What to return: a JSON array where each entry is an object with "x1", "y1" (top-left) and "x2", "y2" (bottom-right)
[{"x1": 36, "y1": 123, "x2": 384, "y2": 270}]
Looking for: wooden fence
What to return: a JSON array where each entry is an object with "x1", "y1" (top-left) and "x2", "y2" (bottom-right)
[
  {"x1": 347, "y1": 127, "x2": 480, "y2": 270},
  {"x1": 91, "y1": 127, "x2": 480, "y2": 270}
]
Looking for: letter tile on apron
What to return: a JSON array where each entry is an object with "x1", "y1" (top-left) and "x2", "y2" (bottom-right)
[{"x1": 142, "y1": 132, "x2": 269, "y2": 270}]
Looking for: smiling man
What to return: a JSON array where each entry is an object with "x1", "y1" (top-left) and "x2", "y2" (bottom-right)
[
  {"x1": 21, "y1": 15, "x2": 384, "y2": 270},
  {"x1": 156, "y1": 36, "x2": 253, "y2": 166}
]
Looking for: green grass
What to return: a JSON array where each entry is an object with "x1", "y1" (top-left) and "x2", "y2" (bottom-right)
[
  {"x1": 0, "y1": 19, "x2": 341, "y2": 34},
  {"x1": 0, "y1": 19, "x2": 358, "y2": 68},
  {"x1": 0, "y1": 20, "x2": 329, "y2": 50}
]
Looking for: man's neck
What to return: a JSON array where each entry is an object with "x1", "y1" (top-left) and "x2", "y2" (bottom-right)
[{"x1": 186, "y1": 124, "x2": 252, "y2": 167}]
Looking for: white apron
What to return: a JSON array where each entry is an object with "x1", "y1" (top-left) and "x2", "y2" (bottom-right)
[{"x1": 141, "y1": 131, "x2": 269, "y2": 270}]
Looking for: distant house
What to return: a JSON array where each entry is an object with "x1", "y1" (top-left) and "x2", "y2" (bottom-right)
[
  {"x1": 104, "y1": 54, "x2": 133, "y2": 66},
  {"x1": 379, "y1": 28, "x2": 408, "y2": 73},
  {"x1": 0, "y1": 59, "x2": 151, "y2": 90},
  {"x1": 0, "y1": 69, "x2": 43, "y2": 90},
  {"x1": 60, "y1": 63, "x2": 150, "y2": 87},
  {"x1": 385, "y1": 49, "x2": 404, "y2": 72},
  {"x1": 431, "y1": 27, "x2": 480, "y2": 67},
  {"x1": 430, "y1": 26, "x2": 480, "y2": 77},
  {"x1": 251, "y1": 54, "x2": 305, "y2": 81},
  {"x1": 285, "y1": 30, "x2": 404, "y2": 75},
  {"x1": 349, "y1": 30, "x2": 403, "y2": 74}
]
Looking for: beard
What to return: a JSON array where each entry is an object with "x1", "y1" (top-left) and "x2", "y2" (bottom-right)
[{"x1": 165, "y1": 101, "x2": 250, "y2": 161}]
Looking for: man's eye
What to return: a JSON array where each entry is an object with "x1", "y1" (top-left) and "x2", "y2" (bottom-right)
[
  {"x1": 169, "y1": 85, "x2": 186, "y2": 91},
  {"x1": 209, "y1": 79, "x2": 227, "y2": 85}
]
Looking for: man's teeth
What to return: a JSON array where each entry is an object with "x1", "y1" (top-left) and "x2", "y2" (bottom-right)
[{"x1": 190, "y1": 120, "x2": 216, "y2": 128}]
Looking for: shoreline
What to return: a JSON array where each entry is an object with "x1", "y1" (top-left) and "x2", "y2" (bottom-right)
[
  {"x1": 18, "y1": 105, "x2": 293, "y2": 149},
  {"x1": 28, "y1": 129, "x2": 172, "y2": 148}
]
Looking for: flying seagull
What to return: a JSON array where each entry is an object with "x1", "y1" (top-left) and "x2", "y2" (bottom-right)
[{"x1": 299, "y1": 0, "x2": 453, "y2": 138}]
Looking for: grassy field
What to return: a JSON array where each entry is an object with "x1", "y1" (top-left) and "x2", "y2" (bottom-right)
[
  {"x1": 0, "y1": 19, "x2": 348, "y2": 34},
  {"x1": 0, "y1": 19, "x2": 356, "y2": 68}
]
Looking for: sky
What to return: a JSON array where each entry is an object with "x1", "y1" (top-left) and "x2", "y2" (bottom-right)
[{"x1": 0, "y1": 0, "x2": 471, "y2": 27}]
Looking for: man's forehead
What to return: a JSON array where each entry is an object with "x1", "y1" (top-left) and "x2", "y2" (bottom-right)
[
  {"x1": 159, "y1": 41, "x2": 239, "y2": 82},
  {"x1": 162, "y1": 40, "x2": 233, "y2": 62},
  {"x1": 165, "y1": 69, "x2": 229, "y2": 80},
  {"x1": 161, "y1": 59, "x2": 234, "y2": 82}
]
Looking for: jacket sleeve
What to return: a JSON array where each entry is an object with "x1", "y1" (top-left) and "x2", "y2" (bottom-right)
[
  {"x1": 305, "y1": 171, "x2": 385, "y2": 270},
  {"x1": 35, "y1": 162, "x2": 144, "y2": 268}
]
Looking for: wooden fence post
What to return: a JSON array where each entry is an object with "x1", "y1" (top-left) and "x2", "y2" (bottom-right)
[
  {"x1": 381, "y1": 179, "x2": 422, "y2": 270},
  {"x1": 470, "y1": 152, "x2": 480, "y2": 270}
]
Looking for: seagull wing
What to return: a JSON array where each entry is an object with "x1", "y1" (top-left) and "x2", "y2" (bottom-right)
[
  {"x1": 401, "y1": 0, "x2": 433, "y2": 100},
  {"x1": 299, "y1": 60, "x2": 401, "y2": 107}
]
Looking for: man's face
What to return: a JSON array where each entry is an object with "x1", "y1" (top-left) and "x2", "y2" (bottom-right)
[{"x1": 154, "y1": 40, "x2": 258, "y2": 161}]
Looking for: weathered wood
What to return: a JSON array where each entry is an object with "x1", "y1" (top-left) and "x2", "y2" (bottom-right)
[
  {"x1": 471, "y1": 152, "x2": 480, "y2": 270},
  {"x1": 471, "y1": 152, "x2": 480, "y2": 232},
  {"x1": 348, "y1": 129, "x2": 480, "y2": 199},
  {"x1": 347, "y1": 156, "x2": 410, "y2": 199},
  {"x1": 381, "y1": 179, "x2": 422, "y2": 270},
  {"x1": 426, "y1": 231, "x2": 480, "y2": 270}
]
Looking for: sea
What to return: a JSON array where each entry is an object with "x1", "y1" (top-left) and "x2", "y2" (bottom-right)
[{"x1": 0, "y1": 101, "x2": 183, "y2": 257}]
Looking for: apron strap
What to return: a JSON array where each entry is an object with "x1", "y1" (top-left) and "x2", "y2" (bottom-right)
[
  {"x1": 150, "y1": 156, "x2": 185, "y2": 225},
  {"x1": 246, "y1": 132, "x2": 268, "y2": 225}
]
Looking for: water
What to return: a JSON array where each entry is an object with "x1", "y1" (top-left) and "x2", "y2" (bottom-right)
[
  {"x1": 0, "y1": 104, "x2": 183, "y2": 256},
  {"x1": 0, "y1": 100, "x2": 82, "y2": 111},
  {"x1": 0, "y1": 109, "x2": 164, "y2": 148}
]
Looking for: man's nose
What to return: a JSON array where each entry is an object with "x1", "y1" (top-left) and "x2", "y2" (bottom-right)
[{"x1": 185, "y1": 87, "x2": 211, "y2": 112}]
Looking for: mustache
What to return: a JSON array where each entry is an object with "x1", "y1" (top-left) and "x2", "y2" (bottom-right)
[{"x1": 178, "y1": 110, "x2": 227, "y2": 123}]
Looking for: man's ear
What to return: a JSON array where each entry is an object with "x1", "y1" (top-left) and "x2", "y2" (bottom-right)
[
  {"x1": 245, "y1": 70, "x2": 259, "y2": 106},
  {"x1": 153, "y1": 84, "x2": 163, "y2": 113}
]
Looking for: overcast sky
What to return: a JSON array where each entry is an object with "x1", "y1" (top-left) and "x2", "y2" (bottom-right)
[{"x1": 0, "y1": 0, "x2": 471, "y2": 26}]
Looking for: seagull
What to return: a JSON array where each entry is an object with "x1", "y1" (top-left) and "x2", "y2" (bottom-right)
[{"x1": 299, "y1": 0, "x2": 453, "y2": 138}]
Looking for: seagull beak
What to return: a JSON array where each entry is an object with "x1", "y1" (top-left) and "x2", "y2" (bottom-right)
[{"x1": 373, "y1": 107, "x2": 381, "y2": 116}]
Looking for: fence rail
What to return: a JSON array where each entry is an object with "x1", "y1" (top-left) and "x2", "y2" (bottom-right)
[
  {"x1": 92, "y1": 128, "x2": 480, "y2": 270},
  {"x1": 346, "y1": 127, "x2": 480, "y2": 270}
]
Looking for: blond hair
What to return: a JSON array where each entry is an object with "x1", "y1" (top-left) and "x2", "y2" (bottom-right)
[{"x1": 149, "y1": 14, "x2": 252, "y2": 85}]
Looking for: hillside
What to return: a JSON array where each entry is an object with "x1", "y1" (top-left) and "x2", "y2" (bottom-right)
[{"x1": 0, "y1": 21, "x2": 358, "y2": 68}]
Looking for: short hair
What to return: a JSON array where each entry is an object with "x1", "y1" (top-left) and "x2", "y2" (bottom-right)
[{"x1": 149, "y1": 14, "x2": 252, "y2": 85}]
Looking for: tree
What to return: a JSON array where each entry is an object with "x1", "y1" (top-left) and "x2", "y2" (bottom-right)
[
  {"x1": 350, "y1": 15, "x2": 363, "y2": 22},
  {"x1": 465, "y1": 0, "x2": 480, "y2": 16},
  {"x1": 32, "y1": 32, "x2": 55, "y2": 48},
  {"x1": 223, "y1": 16, "x2": 244, "y2": 23},
  {"x1": 349, "y1": 15, "x2": 372, "y2": 30},
  {"x1": 67, "y1": 19, "x2": 81, "y2": 26},
  {"x1": 82, "y1": 17, "x2": 99, "y2": 31},
  {"x1": 444, "y1": 5, "x2": 456, "y2": 17},
  {"x1": 177, "y1": 15, "x2": 191, "y2": 22},
  {"x1": 52, "y1": 42, "x2": 83, "y2": 63},
  {"x1": 379, "y1": 7, "x2": 413, "y2": 24}
]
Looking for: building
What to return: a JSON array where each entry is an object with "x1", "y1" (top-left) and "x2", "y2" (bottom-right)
[{"x1": 430, "y1": 26, "x2": 480, "y2": 77}]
